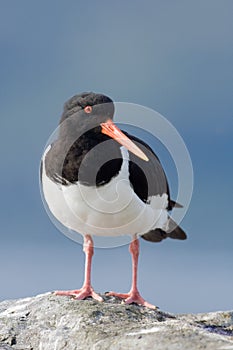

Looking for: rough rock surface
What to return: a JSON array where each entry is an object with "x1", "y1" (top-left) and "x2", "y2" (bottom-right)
[{"x1": 0, "y1": 293, "x2": 232, "y2": 350}]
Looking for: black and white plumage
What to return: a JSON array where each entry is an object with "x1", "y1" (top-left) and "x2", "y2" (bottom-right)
[{"x1": 40, "y1": 92, "x2": 186, "y2": 308}]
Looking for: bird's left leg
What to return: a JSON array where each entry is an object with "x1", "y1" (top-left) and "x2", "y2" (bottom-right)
[
  {"x1": 107, "y1": 236, "x2": 156, "y2": 309},
  {"x1": 54, "y1": 234, "x2": 102, "y2": 301}
]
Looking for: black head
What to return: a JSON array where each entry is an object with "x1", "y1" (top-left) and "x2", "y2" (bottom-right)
[
  {"x1": 60, "y1": 92, "x2": 114, "y2": 124},
  {"x1": 57, "y1": 91, "x2": 148, "y2": 162}
]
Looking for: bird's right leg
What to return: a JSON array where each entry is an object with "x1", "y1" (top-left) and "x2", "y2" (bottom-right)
[{"x1": 54, "y1": 234, "x2": 102, "y2": 302}]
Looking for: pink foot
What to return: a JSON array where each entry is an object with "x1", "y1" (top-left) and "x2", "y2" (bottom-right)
[
  {"x1": 54, "y1": 286, "x2": 103, "y2": 302},
  {"x1": 106, "y1": 290, "x2": 156, "y2": 309}
]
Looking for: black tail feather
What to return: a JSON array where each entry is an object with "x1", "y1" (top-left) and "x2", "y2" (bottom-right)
[
  {"x1": 169, "y1": 200, "x2": 183, "y2": 209},
  {"x1": 141, "y1": 217, "x2": 187, "y2": 243},
  {"x1": 167, "y1": 217, "x2": 187, "y2": 240},
  {"x1": 142, "y1": 229, "x2": 167, "y2": 242}
]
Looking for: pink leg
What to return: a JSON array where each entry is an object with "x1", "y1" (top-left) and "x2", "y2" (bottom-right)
[
  {"x1": 54, "y1": 235, "x2": 102, "y2": 302},
  {"x1": 107, "y1": 237, "x2": 156, "y2": 309}
]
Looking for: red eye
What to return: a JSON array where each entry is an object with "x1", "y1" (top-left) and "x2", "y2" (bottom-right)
[{"x1": 84, "y1": 106, "x2": 92, "y2": 114}]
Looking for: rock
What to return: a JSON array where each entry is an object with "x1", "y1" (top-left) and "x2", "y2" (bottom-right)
[{"x1": 0, "y1": 293, "x2": 232, "y2": 350}]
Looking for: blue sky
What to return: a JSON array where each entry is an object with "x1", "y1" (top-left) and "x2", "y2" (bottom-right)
[{"x1": 0, "y1": 0, "x2": 232, "y2": 313}]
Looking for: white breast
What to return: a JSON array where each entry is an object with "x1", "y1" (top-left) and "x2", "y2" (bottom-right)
[{"x1": 41, "y1": 146, "x2": 169, "y2": 238}]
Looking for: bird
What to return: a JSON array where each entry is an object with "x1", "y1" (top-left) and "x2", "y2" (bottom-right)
[{"x1": 40, "y1": 92, "x2": 186, "y2": 309}]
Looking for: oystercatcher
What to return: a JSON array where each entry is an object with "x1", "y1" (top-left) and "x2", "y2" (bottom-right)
[{"x1": 41, "y1": 92, "x2": 186, "y2": 309}]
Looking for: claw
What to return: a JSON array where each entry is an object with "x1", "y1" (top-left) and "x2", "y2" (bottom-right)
[
  {"x1": 54, "y1": 287, "x2": 103, "y2": 302},
  {"x1": 106, "y1": 290, "x2": 156, "y2": 309}
]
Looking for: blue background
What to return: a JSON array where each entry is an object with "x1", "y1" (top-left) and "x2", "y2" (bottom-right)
[{"x1": 0, "y1": 0, "x2": 232, "y2": 313}]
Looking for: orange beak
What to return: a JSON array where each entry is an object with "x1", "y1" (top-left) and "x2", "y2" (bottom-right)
[{"x1": 101, "y1": 119, "x2": 149, "y2": 162}]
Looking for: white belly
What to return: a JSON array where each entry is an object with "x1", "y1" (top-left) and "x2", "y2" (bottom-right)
[{"x1": 41, "y1": 146, "x2": 169, "y2": 237}]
